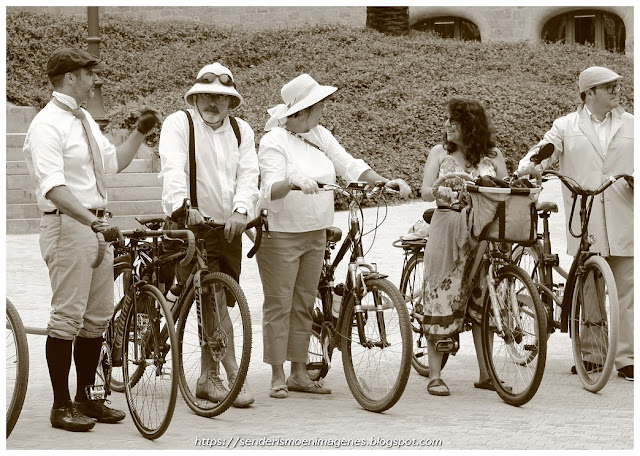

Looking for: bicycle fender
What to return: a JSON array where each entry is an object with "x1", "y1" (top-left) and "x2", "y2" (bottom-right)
[
  {"x1": 363, "y1": 273, "x2": 388, "y2": 282},
  {"x1": 560, "y1": 255, "x2": 586, "y2": 333}
]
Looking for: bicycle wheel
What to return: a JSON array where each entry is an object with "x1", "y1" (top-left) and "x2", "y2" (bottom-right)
[
  {"x1": 110, "y1": 266, "x2": 131, "y2": 393},
  {"x1": 570, "y1": 255, "x2": 618, "y2": 393},
  {"x1": 340, "y1": 278, "x2": 412, "y2": 412},
  {"x1": 398, "y1": 252, "x2": 448, "y2": 377},
  {"x1": 177, "y1": 272, "x2": 252, "y2": 417},
  {"x1": 481, "y1": 264, "x2": 547, "y2": 406},
  {"x1": 122, "y1": 284, "x2": 178, "y2": 440},
  {"x1": 6, "y1": 298, "x2": 29, "y2": 437},
  {"x1": 307, "y1": 292, "x2": 331, "y2": 381}
]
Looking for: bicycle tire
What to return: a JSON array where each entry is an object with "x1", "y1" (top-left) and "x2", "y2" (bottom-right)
[
  {"x1": 6, "y1": 298, "x2": 29, "y2": 437},
  {"x1": 110, "y1": 267, "x2": 131, "y2": 393},
  {"x1": 398, "y1": 252, "x2": 448, "y2": 377},
  {"x1": 307, "y1": 292, "x2": 331, "y2": 381},
  {"x1": 176, "y1": 272, "x2": 252, "y2": 417},
  {"x1": 481, "y1": 264, "x2": 547, "y2": 406},
  {"x1": 570, "y1": 255, "x2": 618, "y2": 393},
  {"x1": 122, "y1": 284, "x2": 178, "y2": 440},
  {"x1": 340, "y1": 278, "x2": 412, "y2": 412},
  {"x1": 512, "y1": 243, "x2": 556, "y2": 335}
]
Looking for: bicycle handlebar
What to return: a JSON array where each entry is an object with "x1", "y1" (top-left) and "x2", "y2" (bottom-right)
[
  {"x1": 199, "y1": 209, "x2": 270, "y2": 259},
  {"x1": 542, "y1": 170, "x2": 632, "y2": 197},
  {"x1": 91, "y1": 232, "x2": 107, "y2": 268},
  {"x1": 291, "y1": 180, "x2": 397, "y2": 199}
]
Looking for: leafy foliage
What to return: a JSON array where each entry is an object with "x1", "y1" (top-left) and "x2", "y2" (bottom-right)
[{"x1": 7, "y1": 9, "x2": 634, "y2": 207}]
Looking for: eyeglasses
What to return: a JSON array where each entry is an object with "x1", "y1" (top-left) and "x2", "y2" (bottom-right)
[
  {"x1": 593, "y1": 82, "x2": 621, "y2": 94},
  {"x1": 198, "y1": 93, "x2": 230, "y2": 102},
  {"x1": 195, "y1": 72, "x2": 235, "y2": 88}
]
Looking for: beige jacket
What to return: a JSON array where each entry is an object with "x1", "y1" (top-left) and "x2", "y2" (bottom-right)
[{"x1": 519, "y1": 105, "x2": 633, "y2": 257}]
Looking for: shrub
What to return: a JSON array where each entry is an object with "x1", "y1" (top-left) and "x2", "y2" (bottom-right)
[{"x1": 6, "y1": 9, "x2": 634, "y2": 208}]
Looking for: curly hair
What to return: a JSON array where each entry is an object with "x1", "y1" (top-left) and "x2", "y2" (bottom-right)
[{"x1": 443, "y1": 98, "x2": 496, "y2": 168}]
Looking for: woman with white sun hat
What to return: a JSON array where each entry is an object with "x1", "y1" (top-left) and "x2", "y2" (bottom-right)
[{"x1": 255, "y1": 73, "x2": 411, "y2": 399}]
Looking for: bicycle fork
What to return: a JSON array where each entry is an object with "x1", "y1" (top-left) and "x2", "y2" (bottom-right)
[{"x1": 487, "y1": 261, "x2": 523, "y2": 343}]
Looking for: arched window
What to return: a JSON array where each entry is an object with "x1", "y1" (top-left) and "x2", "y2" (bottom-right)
[
  {"x1": 412, "y1": 16, "x2": 480, "y2": 41},
  {"x1": 542, "y1": 10, "x2": 625, "y2": 53}
]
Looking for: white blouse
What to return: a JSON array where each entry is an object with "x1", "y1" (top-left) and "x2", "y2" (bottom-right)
[{"x1": 257, "y1": 126, "x2": 370, "y2": 232}]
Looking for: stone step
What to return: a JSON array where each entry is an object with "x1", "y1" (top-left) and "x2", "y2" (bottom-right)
[
  {"x1": 6, "y1": 106, "x2": 38, "y2": 133},
  {"x1": 7, "y1": 214, "x2": 163, "y2": 235},
  {"x1": 7, "y1": 186, "x2": 163, "y2": 204},
  {"x1": 7, "y1": 146, "x2": 25, "y2": 162},
  {"x1": 8, "y1": 199, "x2": 164, "y2": 220},
  {"x1": 6, "y1": 158, "x2": 154, "y2": 176},
  {"x1": 7, "y1": 133, "x2": 27, "y2": 148},
  {"x1": 7, "y1": 172, "x2": 162, "y2": 190}
]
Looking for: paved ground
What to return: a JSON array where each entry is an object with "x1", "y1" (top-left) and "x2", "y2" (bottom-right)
[{"x1": 5, "y1": 179, "x2": 634, "y2": 450}]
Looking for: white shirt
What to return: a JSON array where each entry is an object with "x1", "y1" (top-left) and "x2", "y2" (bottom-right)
[
  {"x1": 23, "y1": 92, "x2": 118, "y2": 212},
  {"x1": 158, "y1": 109, "x2": 259, "y2": 220},
  {"x1": 257, "y1": 126, "x2": 371, "y2": 232},
  {"x1": 584, "y1": 105, "x2": 613, "y2": 156}
]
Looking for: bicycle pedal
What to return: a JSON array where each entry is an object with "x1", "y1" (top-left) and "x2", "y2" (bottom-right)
[
  {"x1": 86, "y1": 385, "x2": 106, "y2": 401},
  {"x1": 435, "y1": 338, "x2": 459, "y2": 354}
]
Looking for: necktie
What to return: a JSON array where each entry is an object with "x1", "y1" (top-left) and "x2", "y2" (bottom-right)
[{"x1": 53, "y1": 99, "x2": 107, "y2": 198}]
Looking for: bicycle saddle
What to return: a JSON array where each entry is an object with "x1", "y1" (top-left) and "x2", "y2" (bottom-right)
[
  {"x1": 536, "y1": 201, "x2": 558, "y2": 213},
  {"x1": 326, "y1": 226, "x2": 342, "y2": 243}
]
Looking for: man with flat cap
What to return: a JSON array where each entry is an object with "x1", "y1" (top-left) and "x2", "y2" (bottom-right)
[
  {"x1": 518, "y1": 66, "x2": 634, "y2": 381},
  {"x1": 23, "y1": 47, "x2": 161, "y2": 431}
]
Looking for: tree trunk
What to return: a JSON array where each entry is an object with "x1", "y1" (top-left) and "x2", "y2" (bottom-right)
[{"x1": 366, "y1": 7, "x2": 410, "y2": 35}]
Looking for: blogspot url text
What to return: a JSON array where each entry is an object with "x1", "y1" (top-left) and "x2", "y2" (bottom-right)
[{"x1": 194, "y1": 436, "x2": 443, "y2": 449}]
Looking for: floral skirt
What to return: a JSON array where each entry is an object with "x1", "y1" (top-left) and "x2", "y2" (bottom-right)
[{"x1": 422, "y1": 246, "x2": 488, "y2": 341}]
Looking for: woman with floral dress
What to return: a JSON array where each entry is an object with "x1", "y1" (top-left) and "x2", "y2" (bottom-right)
[{"x1": 420, "y1": 98, "x2": 507, "y2": 396}]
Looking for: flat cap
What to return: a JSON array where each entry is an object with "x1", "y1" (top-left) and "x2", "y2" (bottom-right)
[
  {"x1": 46, "y1": 48, "x2": 104, "y2": 77},
  {"x1": 578, "y1": 66, "x2": 622, "y2": 93}
]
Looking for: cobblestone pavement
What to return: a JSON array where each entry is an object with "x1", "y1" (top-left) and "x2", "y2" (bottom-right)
[{"x1": 5, "y1": 180, "x2": 634, "y2": 450}]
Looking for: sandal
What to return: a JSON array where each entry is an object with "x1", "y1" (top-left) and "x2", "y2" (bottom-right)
[
  {"x1": 427, "y1": 378, "x2": 450, "y2": 396},
  {"x1": 474, "y1": 378, "x2": 513, "y2": 393},
  {"x1": 286, "y1": 377, "x2": 331, "y2": 394},
  {"x1": 269, "y1": 385, "x2": 288, "y2": 399}
]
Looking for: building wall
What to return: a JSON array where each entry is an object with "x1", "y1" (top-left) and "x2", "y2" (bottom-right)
[
  {"x1": 12, "y1": 5, "x2": 633, "y2": 56},
  {"x1": 410, "y1": 6, "x2": 633, "y2": 56}
]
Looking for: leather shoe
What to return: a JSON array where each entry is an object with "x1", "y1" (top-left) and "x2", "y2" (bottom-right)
[
  {"x1": 75, "y1": 399, "x2": 126, "y2": 423},
  {"x1": 618, "y1": 365, "x2": 633, "y2": 381},
  {"x1": 570, "y1": 361, "x2": 603, "y2": 375},
  {"x1": 50, "y1": 402, "x2": 95, "y2": 431}
]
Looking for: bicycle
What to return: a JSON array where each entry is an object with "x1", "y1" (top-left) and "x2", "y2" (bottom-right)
[
  {"x1": 407, "y1": 171, "x2": 548, "y2": 406},
  {"x1": 6, "y1": 298, "x2": 29, "y2": 438},
  {"x1": 112, "y1": 200, "x2": 268, "y2": 418},
  {"x1": 304, "y1": 181, "x2": 412, "y2": 413},
  {"x1": 92, "y1": 228, "x2": 191, "y2": 439},
  {"x1": 393, "y1": 208, "x2": 449, "y2": 377},
  {"x1": 513, "y1": 146, "x2": 631, "y2": 392}
]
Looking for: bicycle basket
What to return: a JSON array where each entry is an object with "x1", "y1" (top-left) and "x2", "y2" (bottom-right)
[{"x1": 466, "y1": 184, "x2": 541, "y2": 245}]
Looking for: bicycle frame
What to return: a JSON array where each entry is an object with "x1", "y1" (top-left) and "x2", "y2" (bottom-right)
[
  {"x1": 320, "y1": 185, "x2": 392, "y2": 347},
  {"x1": 533, "y1": 171, "x2": 628, "y2": 332}
]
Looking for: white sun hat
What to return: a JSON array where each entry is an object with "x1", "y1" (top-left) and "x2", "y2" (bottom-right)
[
  {"x1": 264, "y1": 74, "x2": 337, "y2": 131},
  {"x1": 184, "y1": 62, "x2": 243, "y2": 109},
  {"x1": 578, "y1": 66, "x2": 623, "y2": 93}
]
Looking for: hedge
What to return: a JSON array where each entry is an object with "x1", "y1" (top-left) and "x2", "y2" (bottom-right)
[{"x1": 6, "y1": 9, "x2": 634, "y2": 206}]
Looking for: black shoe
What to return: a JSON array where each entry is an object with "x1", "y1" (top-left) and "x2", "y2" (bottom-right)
[
  {"x1": 570, "y1": 361, "x2": 604, "y2": 375},
  {"x1": 75, "y1": 399, "x2": 126, "y2": 424},
  {"x1": 618, "y1": 365, "x2": 634, "y2": 381},
  {"x1": 50, "y1": 402, "x2": 95, "y2": 431}
]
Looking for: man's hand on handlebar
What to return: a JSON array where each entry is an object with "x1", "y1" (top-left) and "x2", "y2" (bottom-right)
[
  {"x1": 225, "y1": 211, "x2": 247, "y2": 243},
  {"x1": 90, "y1": 220, "x2": 122, "y2": 243},
  {"x1": 385, "y1": 178, "x2": 412, "y2": 198},
  {"x1": 186, "y1": 208, "x2": 205, "y2": 226}
]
